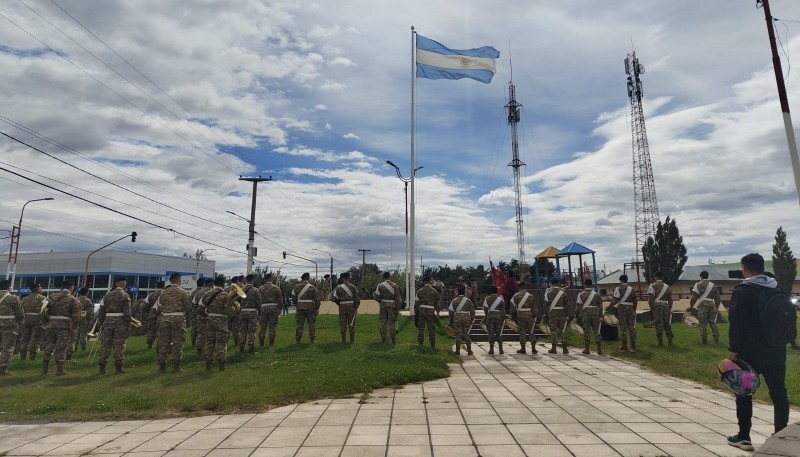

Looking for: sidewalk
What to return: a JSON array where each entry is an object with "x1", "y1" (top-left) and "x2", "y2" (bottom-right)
[{"x1": 0, "y1": 341, "x2": 797, "y2": 457}]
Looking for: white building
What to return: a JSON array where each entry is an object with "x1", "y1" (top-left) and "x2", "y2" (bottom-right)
[{"x1": 11, "y1": 250, "x2": 215, "y2": 300}]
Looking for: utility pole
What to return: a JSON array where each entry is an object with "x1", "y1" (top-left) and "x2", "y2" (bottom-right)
[
  {"x1": 758, "y1": 0, "x2": 800, "y2": 207},
  {"x1": 625, "y1": 51, "x2": 660, "y2": 296},
  {"x1": 507, "y1": 81, "x2": 526, "y2": 265},
  {"x1": 358, "y1": 249, "x2": 371, "y2": 283},
  {"x1": 239, "y1": 176, "x2": 272, "y2": 275}
]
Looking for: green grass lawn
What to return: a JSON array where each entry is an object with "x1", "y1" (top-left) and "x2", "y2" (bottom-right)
[
  {"x1": 567, "y1": 320, "x2": 800, "y2": 407},
  {"x1": 0, "y1": 315, "x2": 458, "y2": 422}
]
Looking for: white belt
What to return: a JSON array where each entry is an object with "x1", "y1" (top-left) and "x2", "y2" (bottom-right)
[
  {"x1": 163, "y1": 312, "x2": 184, "y2": 316},
  {"x1": 381, "y1": 299, "x2": 395, "y2": 303},
  {"x1": 419, "y1": 305, "x2": 434, "y2": 309},
  {"x1": 298, "y1": 300, "x2": 313, "y2": 303},
  {"x1": 618, "y1": 302, "x2": 633, "y2": 306},
  {"x1": 106, "y1": 313, "x2": 124, "y2": 317},
  {"x1": 25, "y1": 312, "x2": 39, "y2": 316},
  {"x1": 655, "y1": 301, "x2": 669, "y2": 305},
  {"x1": 456, "y1": 311, "x2": 471, "y2": 315},
  {"x1": 49, "y1": 316, "x2": 70, "y2": 320},
  {"x1": 488, "y1": 309, "x2": 504, "y2": 313},
  {"x1": 240, "y1": 308, "x2": 257, "y2": 312},
  {"x1": 700, "y1": 298, "x2": 715, "y2": 303},
  {"x1": 550, "y1": 307, "x2": 564, "y2": 310},
  {"x1": 340, "y1": 301, "x2": 354, "y2": 304},
  {"x1": 262, "y1": 303, "x2": 278, "y2": 307},
  {"x1": 0, "y1": 315, "x2": 15, "y2": 319},
  {"x1": 208, "y1": 313, "x2": 227, "y2": 317}
]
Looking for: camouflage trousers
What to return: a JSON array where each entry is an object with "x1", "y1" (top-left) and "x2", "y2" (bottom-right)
[
  {"x1": 652, "y1": 304, "x2": 673, "y2": 342},
  {"x1": 204, "y1": 316, "x2": 228, "y2": 364},
  {"x1": 516, "y1": 312, "x2": 535, "y2": 346},
  {"x1": 379, "y1": 304, "x2": 398, "y2": 342},
  {"x1": 485, "y1": 312, "x2": 504, "y2": 346},
  {"x1": 65, "y1": 322, "x2": 79, "y2": 360},
  {"x1": 146, "y1": 315, "x2": 158, "y2": 347},
  {"x1": 581, "y1": 309, "x2": 602, "y2": 344},
  {"x1": 19, "y1": 318, "x2": 44, "y2": 356},
  {"x1": 416, "y1": 310, "x2": 437, "y2": 345},
  {"x1": 453, "y1": 313, "x2": 472, "y2": 346},
  {"x1": 0, "y1": 325, "x2": 18, "y2": 368},
  {"x1": 258, "y1": 305, "x2": 279, "y2": 345},
  {"x1": 77, "y1": 319, "x2": 90, "y2": 350},
  {"x1": 190, "y1": 309, "x2": 198, "y2": 346},
  {"x1": 42, "y1": 326, "x2": 71, "y2": 363},
  {"x1": 338, "y1": 304, "x2": 357, "y2": 341},
  {"x1": 697, "y1": 302, "x2": 720, "y2": 343},
  {"x1": 549, "y1": 312, "x2": 568, "y2": 346},
  {"x1": 157, "y1": 316, "x2": 186, "y2": 364},
  {"x1": 295, "y1": 308, "x2": 316, "y2": 342},
  {"x1": 237, "y1": 310, "x2": 258, "y2": 347},
  {"x1": 195, "y1": 317, "x2": 207, "y2": 352},
  {"x1": 617, "y1": 305, "x2": 636, "y2": 348},
  {"x1": 229, "y1": 315, "x2": 241, "y2": 345},
  {"x1": 99, "y1": 319, "x2": 129, "y2": 364}
]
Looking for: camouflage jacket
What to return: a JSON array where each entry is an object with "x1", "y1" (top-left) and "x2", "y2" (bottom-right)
[
  {"x1": 611, "y1": 285, "x2": 638, "y2": 309},
  {"x1": 78, "y1": 296, "x2": 94, "y2": 321},
  {"x1": 0, "y1": 290, "x2": 23, "y2": 328},
  {"x1": 448, "y1": 295, "x2": 475, "y2": 320},
  {"x1": 240, "y1": 284, "x2": 262, "y2": 311},
  {"x1": 258, "y1": 283, "x2": 283, "y2": 307},
  {"x1": 415, "y1": 284, "x2": 440, "y2": 313},
  {"x1": 98, "y1": 287, "x2": 131, "y2": 324},
  {"x1": 157, "y1": 284, "x2": 191, "y2": 316},
  {"x1": 292, "y1": 281, "x2": 320, "y2": 311},
  {"x1": 510, "y1": 290, "x2": 537, "y2": 316},
  {"x1": 647, "y1": 281, "x2": 673, "y2": 308},
  {"x1": 373, "y1": 280, "x2": 401, "y2": 309},
  {"x1": 45, "y1": 290, "x2": 80, "y2": 329},
  {"x1": 21, "y1": 292, "x2": 46, "y2": 317},
  {"x1": 201, "y1": 286, "x2": 236, "y2": 317},
  {"x1": 576, "y1": 288, "x2": 602, "y2": 316},
  {"x1": 690, "y1": 280, "x2": 721, "y2": 308}
]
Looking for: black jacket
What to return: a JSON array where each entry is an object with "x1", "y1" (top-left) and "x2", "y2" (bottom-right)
[{"x1": 728, "y1": 276, "x2": 786, "y2": 370}]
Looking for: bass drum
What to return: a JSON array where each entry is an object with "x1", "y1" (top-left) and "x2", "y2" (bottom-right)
[
  {"x1": 640, "y1": 309, "x2": 655, "y2": 329},
  {"x1": 570, "y1": 320, "x2": 584, "y2": 335},
  {"x1": 683, "y1": 313, "x2": 700, "y2": 328},
  {"x1": 602, "y1": 308, "x2": 619, "y2": 326}
]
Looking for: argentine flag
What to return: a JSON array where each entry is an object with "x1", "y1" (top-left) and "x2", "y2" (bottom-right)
[{"x1": 416, "y1": 35, "x2": 499, "y2": 84}]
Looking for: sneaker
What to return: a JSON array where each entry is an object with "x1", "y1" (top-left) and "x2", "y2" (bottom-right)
[{"x1": 727, "y1": 434, "x2": 754, "y2": 451}]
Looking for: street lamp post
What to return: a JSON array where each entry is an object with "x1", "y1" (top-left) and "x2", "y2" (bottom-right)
[
  {"x1": 227, "y1": 210, "x2": 257, "y2": 274},
  {"x1": 312, "y1": 248, "x2": 333, "y2": 283},
  {"x1": 386, "y1": 161, "x2": 422, "y2": 313},
  {"x1": 195, "y1": 248, "x2": 216, "y2": 277},
  {"x1": 82, "y1": 232, "x2": 137, "y2": 288},
  {"x1": 6, "y1": 197, "x2": 55, "y2": 290}
]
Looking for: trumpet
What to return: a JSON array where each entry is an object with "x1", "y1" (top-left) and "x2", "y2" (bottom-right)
[{"x1": 87, "y1": 319, "x2": 99, "y2": 338}]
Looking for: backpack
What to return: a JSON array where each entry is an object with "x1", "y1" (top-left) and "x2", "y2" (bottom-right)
[{"x1": 755, "y1": 287, "x2": 798, "y2": 347}]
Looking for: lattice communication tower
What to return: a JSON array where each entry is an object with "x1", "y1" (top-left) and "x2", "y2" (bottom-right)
[
  {"x1": 625, "y1": 51, "x2": 660, "y2": 270},
  {"x1": 506, "y1": 82, "x2": 526, "y2": 264}
]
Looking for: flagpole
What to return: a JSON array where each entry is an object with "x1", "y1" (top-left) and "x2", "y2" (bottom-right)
[{"x1": 409, "y1": 25, "x2": 417, "y2": 315}]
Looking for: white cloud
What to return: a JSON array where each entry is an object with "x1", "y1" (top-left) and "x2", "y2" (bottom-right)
[{"x1": 342, "y1": 132, "x2": 360, "y2": 140}]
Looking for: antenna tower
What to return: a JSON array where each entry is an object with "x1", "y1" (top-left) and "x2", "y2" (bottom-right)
[
  {"x1": 506, "y1": 81, "x2": 526, "y2": 264},
  {"x1": 625, "y1": 51, "x2": 660, "y2": 287}
]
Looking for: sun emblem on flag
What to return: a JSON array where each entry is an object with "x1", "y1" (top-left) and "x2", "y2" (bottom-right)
[{"x1": 460, "y1": 57, "x2": 470, "y2": 67}]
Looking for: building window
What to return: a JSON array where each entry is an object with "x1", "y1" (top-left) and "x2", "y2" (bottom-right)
[{"x1": 93, "y1": 274, "x2": 109, "y2": 290}]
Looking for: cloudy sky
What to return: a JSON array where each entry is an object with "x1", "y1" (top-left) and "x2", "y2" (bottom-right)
[{"x1": 2, "y1": 0, "x2": 800, "y2": 279}]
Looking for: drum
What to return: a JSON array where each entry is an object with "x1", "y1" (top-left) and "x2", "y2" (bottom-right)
[
  {"x1": 479, "y1": 322, "x2": 489, "y2": 334},
  {"x1": 443, "y1": 324, "x2": 457, "y2": 338},
  {"x1": 570, "y1": 320, "x2": 584, "y2": 335},
  {"x1": 504, "y1": 318, "x2": 519, "y2": 332},
  {"x1": 640, "y1": 309, "x2": 655, "y2": 329},
  {"x1": 602, "y1": 308, "x2": 619, "y2": 326},
  {"x1": 538, "y1": 323, "x2": 551, "y2": 335},
  {"x1": 683, "y1": 313, "x2": 700, "y2": 328}
]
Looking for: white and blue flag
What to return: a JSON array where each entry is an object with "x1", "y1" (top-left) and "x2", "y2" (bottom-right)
[{"x1": 416, "y1": 35, "x2": 499, "y2": 84}]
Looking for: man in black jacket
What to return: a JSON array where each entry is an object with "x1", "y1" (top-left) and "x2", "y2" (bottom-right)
[{"x1": 727, "y1": 253, "x2": 789, "y2": 451}]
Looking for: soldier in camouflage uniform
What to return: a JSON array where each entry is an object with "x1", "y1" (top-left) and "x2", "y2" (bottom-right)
[
  {"x1": 97, "y1": 276, "x2": 132, "y2": 374},
  {"x1": 198, "y1": 276, "x2": 237, "y2": 371},
  {"x1": 292, "y1": 273, "x2": 320, "y2": 344},
  {"x1": 448, "y1": 286, "x2": 475, "y2": 355},
  {"x1": 333, "y1": 272, "x2": 360, "y2": 344},
  {"x1": 154, "y1": 272, "x2": 191, "y2": 373},
  {"x1": 415, "y1": 276, "x2": 441, "y2": 348},
  {"x1": 610, "y1": 274, "x2": 638, "y2": 352},
  {"x1": 145, "y1": 281, "x2": 164, "y2": 349},
  {"x1": 544, "y1": 277, "x2": 572, "y2": 354},
  {"x1": 258, "y1": 273, "x2": 282, "y2": 347},
  {"x1": 374, "y1": 272, "x2": 401, "y2": 344},
  {"x1": 647, "y1": 271, "x2": 674, "y2": 347},
  {"x1": 238, "y1": 274, "x2": 261, "y2": 353},
  {"x1": 0, "y1": 279, "x2": 23, "y2": 376},
  {"x1": 18, "y1": 283, "x2": 46, "y2": 360},
  {"x1": 510, "y1": 281, "x2": 538, "y2": 354},
  {"x1": 189, "y1": 278, "x2": 204, "y2": 346},
  {"x1": 321, "y1": 274, "x2": 332, "y2": 300},
  {"x1": 76, "y1": 287, "x2": 94, "y2": 352},
  {"x1": 689, "y1": 270, "x2": 721, "y2": 345},
  {"x1": 41, "y1": 281, "x2": 80, "y2": 376},
  {"x1": 194, "y1": 277, "x2": 214, "y2": 354},
  {"x1": 227, "y1": 275, "x2": 244, "y2": 346},
  {"x1": 482, "y1": 286, "x2": 505, "y2": 355},
  {"x1": 577, "y1": 279, "x2": 603, "y2": 355}
]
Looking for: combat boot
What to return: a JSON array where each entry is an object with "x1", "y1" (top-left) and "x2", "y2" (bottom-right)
[
  {"x1": 630, "y1": 341, "x2": 637, "y2": 353},
  {"x1": 30, "y1": 351, "x2": 37, "y2": 361},
  {"x1": 56, "y1": 362, "x2": 68, "y2": 376},
  {"x1": 619, "y1": 341, "x2": 628, "y2": 352},
  {"x1": 158, "y1": 362, "x2": 166, "y2": 374},
  {"x1": 499, "y1": 342, "x2": 504, "y2": 354},
  {"x1": 657, "y1": 335, "x2": 663, "y2": 347},
  {"x1": 259, "y1": 337, "x2": 265, "y2": 347},
  {"x1": 488, "y1": 344, "x2": 495, "y2": 355},
  {"x1": 81, "y1": 344, "x2": 86, "y2": 351},
  {"x1": 205, "y1": 360, "x2": 213, "y2": 371},
  {"x1": 517, "y1": 343, "x2": 526, "y2": 354},
  {"x1": 249, "y1": 344, "x2": 255, "y2": 354},
  {"x1": 173, "y1": 362, "x2": 182, "y2": 373},
  {"x1": 0, "y1": 366, "x2": 9, "y2": 376},
  {"x1": 99, "y1": 362, "x2": 106, "y2": 375},
  {"x1": 582, "y1": 342, "x2": 590, "y2": 355},
  {"x1": 115, "y1": 361, "x2": 125, "y2": 374},
  {"x1": 218, "y1": 362, "x2": 226, "y2": 371},
  {"x1": 269, "y1": 337, "x2": 275, "y2": 346},
  {"x1": 19, "y1": 350, "x2": 27, "y2": 360},
  {"x1": 548, "y1": 344, "x2": 557, "y2": 354},
  {"x1": 430, "y1": 341, "x2": 435, "y2": 349},
  {"x1": 714, "y1": 336, "x2": 720, "y2": 345},
  {"x1": 466, "y1": 344, "x2": 473, "y2": 356},
  {"x1": 455, "y1": 344, "x2": 461, "y2": 355},
  {"x1": 349, "y1": 331, "x2": 356, "y2": 344},
  {"x1": 667, "y1": 337, "x2": 673, "y2": 347},
  {"x1": 701, "y1": 336, "x2": 708, "y2": 345},
  {"x1": 42, "y1": 360, "x2": 50, "y2": 376},
  {"x1": 147, "y1": 342, "x2": 153, "y2": 349},
  {"x1": 239, "y1": 344, "x2": 245, "y2": 354},
  {"x1": 596, "y1": 342, "x2": 604, "y2": 355},
  {"x1": 530, "y1": 343, "x2": 538, "y2": 355},
  {"x1": 341, "y1": 334, "x2": 346, "y2": 344},
  {"x1": 562, "y1": 342, "x2": 569, "y2": 354},
  {"x1": 65, "y1": 353, "x2": 72, "y2": 362}
]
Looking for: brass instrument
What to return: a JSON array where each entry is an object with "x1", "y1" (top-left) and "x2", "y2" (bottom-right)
[
  {"x1": 87, "y1": 319, "x2": 99, "y2": 338},
  {"x1": 38, "y1": 297, "x2": 50, "y2": 321},
  {"x1": 228, "y1": 283, "x2": 245, "y2": 315},
  {"x1": 130, "y1": 317, "x2": 143, "y2": 328}
]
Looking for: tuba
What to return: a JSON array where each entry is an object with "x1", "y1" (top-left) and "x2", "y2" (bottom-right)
[
  {"x1": 38, "y1": 297, "x2": 50, "y2": 321},
  {"x1": 228, "y1": 283, "x2": 245, "y2": 315}
]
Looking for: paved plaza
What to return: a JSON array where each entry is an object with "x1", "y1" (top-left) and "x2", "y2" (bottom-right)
[{"x1": 1, "y1": 342, "x2": 798, "y2": 457}]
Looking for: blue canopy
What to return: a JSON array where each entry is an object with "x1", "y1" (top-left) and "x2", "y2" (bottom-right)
[{"x1": 556, "y1": 242, "x2": 595, "y2": 256}]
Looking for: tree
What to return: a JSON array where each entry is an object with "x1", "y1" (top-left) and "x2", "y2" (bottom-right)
[
  {"x1": 772, "y1": 226, "x2": 796, "y2": 294},
  {"x1": 641, "y1": 216, "x2": 688, "y2": 285}
]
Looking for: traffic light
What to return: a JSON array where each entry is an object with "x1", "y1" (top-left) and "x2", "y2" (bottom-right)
[
  {"x1": 282, "y1": 251, "x2": 286, "y2": 259},
  {"x1": 131, "y1": 231, "x2": 137, "y2": 242}
]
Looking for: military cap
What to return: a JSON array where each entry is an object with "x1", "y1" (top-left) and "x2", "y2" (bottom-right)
[
  {"x1": 169, "y1": 272, "x2": 181, "y2": 281},
  {"x1": 203, "y1": 277, "x2": 214, "y2": 286},
  {"x1": 31, "y1": 283, "x2": 42, "y2": 289},
  {"x1": 114, "y1": 276, "x2": 127, "y2": 283}
]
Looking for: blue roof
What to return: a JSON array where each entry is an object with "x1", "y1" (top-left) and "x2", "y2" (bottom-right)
[{"x1": 556, "y1": 242, "x2": 595, "y2": 256}]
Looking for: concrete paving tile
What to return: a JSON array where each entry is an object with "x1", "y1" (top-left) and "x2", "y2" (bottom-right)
[
  {"x1": 386, "y1": 445, "x2": 432, "y2": 457},
  {"x1": 71, "y1": 433, "x2": 122, "y2": 445},
  {"x1": 520, "y1": 444, "x2": 574, "y2": 457},
  {"x1": 701, "y1": 444, "x2": 755, "y2": 457},
  {"x1": 655, "y1": 443, "x2": 719, "y2": 457},
  {"x1": 93, "y1": 432, "x2": 160, "y2": 454},
  {"x1": 430, "y1": 434, "x2": 473, "y2": 446},
  {"x1": 638, "y1": 432, "x2": 691, "y2": 444},
  {"x1": 389, "y1": 424, "x2": 427, "y2": 435},
  {"x1": 346, "y1": 434, "x2": 388, "y2": 446},
  {"x1": 168, "y1": 416, "x2": 221, "y2": 431},
  {"x1": 429, "y1": 424, "x2": 468, "y2": 435},
  {"x1": 6, "y1": 442, "x2": 68, "y2": 456},
  {"x1": 124, "y1": 452, "x2": 168, "y2": 457},
  {"x1": 388, "y1": 434, "x2": 429, "y2": 446},
  {"x1": 295, "y1": 445, "x2": 342, "y2": 457},
  {"x1": 217, "y1": 427, "x2": 271, "y2": 448},
  {"x1": 43, "y1": 442, "x2": 99, "y2": 455},
  {"x1": 205, "y1": 448, "x2": 253, "y2": 457},
  {"x1": 173, "y1": 429, "x2": 234, "y2": 450},
  {"x1": 596, "y1": 432, "x2": 648, "y2": 444},
  {"x1": 303, "y1": 434, "x2": 347, "y2": 447},
  {"x1": 260, "y1": 434, "x2": 307, "y2": 447},
  {"x1": 610, "y1": 443, "x2": 668, "y2": 457},
  {"x1": 565, "y1": 443, "x2": 623, "y2": 457},
  {"x1": 36, "y1": 432, "x2": 85, "y2": 444},
  {"x1": 354, "y1": 415, "x2": 391, "y2": 425},
  {"x1": 269, "y1": 425, "x2": 312, "y2": 437},
  {"x1": 131, "y1": 430, "x2": 197, "y2": 452},
  {"x1": 623, "y1": 422, "x2": 671, "y2": 433},
  {"x1": 134, "y1": 419, "x2": 185, "y2": 434},
  {"x1": 339, "y1": 445, "x2": 387, "y2": 457},
  {"x1": 250, "y1": 447, "x2": 298, "y2": 457},
  {"x1": 162, "y1": 452, "x2": 209, "y2": 457},
  {"x1": 206, "y1": 414, "x2": 255, "y2": 430},
  {"x1": 431, "y1": 445, "x2": 479, "y2": 457},
  {"x1": 476, "y1": 444, "x2": 526, "y2": 457},
  {"x1": 312, "y1": 425, "x2": 351, "y2": 436},
  {"x1": 350, "y1": 425, "x2": 389, "y2": 435}
]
